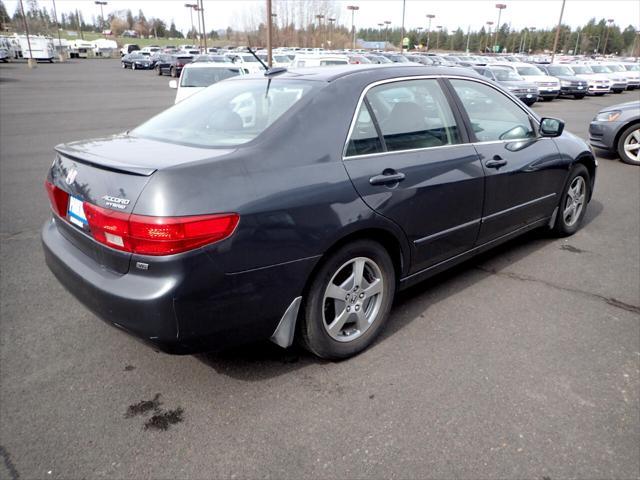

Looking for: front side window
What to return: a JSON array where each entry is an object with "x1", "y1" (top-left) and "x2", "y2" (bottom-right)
[
  {"x1": 132, "y1": 79, "x2": 317, "y2": 148},
  {"x1": 450, "y1": 79, "x2": 535, "y2": 142},
  {"x1": 365, "y1": 79, "x2": 461, "y2": 152}
]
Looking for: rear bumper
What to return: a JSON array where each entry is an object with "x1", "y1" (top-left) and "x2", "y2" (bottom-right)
[{"x1": 42, "y1": 218, "x2": 317, "y2": 354}]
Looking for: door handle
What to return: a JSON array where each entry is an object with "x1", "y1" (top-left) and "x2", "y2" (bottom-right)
[
  {"x1": 485, "y1": 155, "x2": 507, "y2": 169},
  {"x1": 369, "y1": 170, "x2": 406, "y2": 186}
]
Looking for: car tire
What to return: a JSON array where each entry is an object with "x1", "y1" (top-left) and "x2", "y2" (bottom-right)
[
  {"x1": 613, "y1": 89, "x2": 623, "y2": 94},
  {"x1": 299, "y1": 240, "x2": 396, "y2": 360},
  {"x1": 550, "y1": 164, "x2": 590, "y2": 237},
  {"x1": 616, "y1": 123, "x2": 640, "y2": 166},
  {"x1": 574, "y1": 94, "x2": 585, "y2": 99}
]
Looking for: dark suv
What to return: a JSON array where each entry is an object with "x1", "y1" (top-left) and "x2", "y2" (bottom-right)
[{"x1": 537, "y1": 64, "x2": 589, "y2": 99}]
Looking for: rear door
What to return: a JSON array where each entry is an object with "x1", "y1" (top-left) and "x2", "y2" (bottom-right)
[
  {"x1": 342, "y1": 78, "x2": 485, "y2": 274},
  {"x1": 445, "y1": 78, "x2": 565, "y2": 244}
]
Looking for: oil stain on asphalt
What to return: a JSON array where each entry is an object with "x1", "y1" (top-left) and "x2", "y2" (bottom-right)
[{"x1": 125, "y1": 394, "x2": 184, "y2": 431}]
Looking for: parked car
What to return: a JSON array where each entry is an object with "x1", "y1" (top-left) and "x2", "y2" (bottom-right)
[
  {"x1": 291, "y1": 53, "x2": 349, "y2": 68},
  {"x1": 472, "y1": 66, "x2": 539, "y2": 106},
  {"x1": 225, "y1": 53, "x2": 265, "y2": 73},
  {"x1": 0, "y1": 47, "x2": 9, "y2": 62},
  {"x1": 536, "y1": 64, "x2": 589, "y2": 99},
  {"x1": 494, "y1": 62, "x2": 560, "y2": 101},
  {"x1": 589, "y1": 100, "x2": 640, "y2": 165},
  {"x1": 120, "y1": 44, "x2": 140, "y2": 56},
  {"x1": 588, "y1": 64, "x2": 628, "y2": 93},
  {"x1": 156, "y1": 54, "x2": 193, "y2": 77},
  {"x1": 600, "y1": 62, "x2": 639, "y2": 90},
  {"x1": 121, "y1": 52, "x2": 152, "y2": 70},
  {"x1": 381, "y1": 53, "x2": 411, "y2": 63},
  {"x1": 170, "y1": 63, "x2": 244, "y2": 103},
  {"x1": 568, "y1": 64, "x2": 611, "y2": 95},
  {"x1": 621, "y1": 63, "x2": 640, "y2": 89},
  {"x1": 364, "y1": 54, "x2": 392, "y2": 64},
  {"x1": 347, "y1": 54, "x2": 372, "y2": 65},
  {"x1": 193, "y1": 54, "x2": 232, "y2": 63},
  {"x1": 42, "y1": 65, "x2": 596, "y2": 360}
]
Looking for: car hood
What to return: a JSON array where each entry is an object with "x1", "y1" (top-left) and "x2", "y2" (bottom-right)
[
  {"x1": 604, "y1": 100, "x2": 640, "y2": 113},
  {"x1": 174, "y1": 86, "x2": 204, "y2": 104},
  {"x1": 56, "y1": 134, "x2": 235, "y2": 175}
]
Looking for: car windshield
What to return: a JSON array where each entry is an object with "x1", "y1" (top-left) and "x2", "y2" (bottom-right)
[
  {"x1": 274, "y1": 55, "x2": 290, "y2": 63},
  {"x1": 132, "y1": 79, "x2": 317, "y2": 148},
  {"x1": 516, "y1": 66, "x2": 543, "y2": 76},
  {"x1": 571, "y1": 65, "x2": 593, "y2": 74},
  {"x1": 129, "y1": 54, "x2": 145, "y2": 59},
  {"x1": 180, "y1": 67, "x2": 242, "y2": 87},
  {"x1": 624, "y1": 64, "x2": 639, "y2": 71},
  {"x1": 590, "y1": 65, "x2": 611, "y2": 73},
  {"x1": 391, "y1": 55, "x2": 410, "y2": 63},
  {"x1": 548, "y1": 66, "x2": 575, "y2": 76},
  {"x1": 606, "y1": 64, "x2": 625, "y2": 72},
  {"x1": 240, "y1": 55, "x2": 259, "y2": 62},
  {"x1": 492, "y1": 68, "x2": 523, "y2": 81}
]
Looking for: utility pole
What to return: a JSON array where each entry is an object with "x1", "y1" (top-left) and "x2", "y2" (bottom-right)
[
  {"x1": 76, "y1": 8, "x2": 84, "y2": 40},
  {"x1": 347, "y1": 5, "x2": 359, "y2": 50},
  {"x1": 602, "y1": 18, "x2": 614, "y2": 55},
  {"x1": 574, "y1": 28, "x2": 580, "y2": 55},
  {"x1": 315, "y1": 14, "x2": 324, "y2": 48},
  {"x1": 465, "y1": 25, "x2": 471, "y2": 53},
  {"x1": 266, "y1": 0, "x2": 272, "y2": 66},
  {"x1": 520, "y1": 28, "x2": 527, "y2": 53},
  {"x1": 18, "y1": 0, "x2": 35, "y2": 68},
  {"x1": 494, "y1": 3, "x2": 506, "y2": 52},
  {"x1": 51, "y1": 0, "x2": 64, "y2": 61},
  {"x1": 528, "y1": 26, "x2": 536, "y2": 53},
  {"x1": 550, "y1": 0, "x2": 565, "y2": 62},
  {"x1": 328, "y1": 18, "x2": 336, "y2": 47},
  {"x1": 199, "y1": 0, "x2": 207, "y2": 51},
  {"x1": 436, "y1": 25, "x2": 442, "y2": 51},
  {"x1": 425, "y1": 14, "x2": 435, "y2": 51}
]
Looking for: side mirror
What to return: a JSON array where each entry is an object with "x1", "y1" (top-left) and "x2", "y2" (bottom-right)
[
  {"x1": 539, "y1": 117, "x2": 564, "y2": 137},
  {"x1": 169, "y1": 80, "x2": 178, "y2": 89}
]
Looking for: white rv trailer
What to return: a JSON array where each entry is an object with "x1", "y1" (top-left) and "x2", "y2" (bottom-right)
[
  {"x1": 17, "y1": 36, "x2": 55, "y2": 62},
  {"x1": 69, "y1": 39, "x2": 94, "y2": 58}
]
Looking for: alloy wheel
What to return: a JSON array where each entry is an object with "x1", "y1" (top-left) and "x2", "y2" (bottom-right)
[
  {"x1": 322, "y1": 257, "x2": 384, "y2": 342},
  {"x1": 563, "y1": 176, "x2": 586, "y2": 227},
  {"x1": 623, "y1": 128, "x2": 640, "y2": 164}
]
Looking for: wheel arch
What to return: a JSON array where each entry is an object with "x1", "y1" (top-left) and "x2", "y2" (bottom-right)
[{"x1": 574, "y1": 152, "x2": 597, "y2": 200}]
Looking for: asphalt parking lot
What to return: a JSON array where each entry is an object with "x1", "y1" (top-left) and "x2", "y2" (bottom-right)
[{"x1": 1, "y1": 59, "x2": 639, "y2": 480}]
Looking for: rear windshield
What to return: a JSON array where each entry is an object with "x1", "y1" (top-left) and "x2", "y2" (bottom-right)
[
  {"x1": 132, "y1": 79, "x2": 317, "y2": 148},
  {"x1": 180, "y1": 67, "x2": 241, "y2": 87},
  {"x1": 492, "y1": 68, "x2": 522, "y2": 81}
]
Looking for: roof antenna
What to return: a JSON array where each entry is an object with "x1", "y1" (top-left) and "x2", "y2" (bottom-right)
[{"x1": 247, "y1": 38, "x2": 287, "y2": 77}]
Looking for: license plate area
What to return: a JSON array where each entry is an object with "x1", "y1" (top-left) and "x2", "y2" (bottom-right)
[{"x1": 68, "y1": 196, "x2": 88, "y2": 228}]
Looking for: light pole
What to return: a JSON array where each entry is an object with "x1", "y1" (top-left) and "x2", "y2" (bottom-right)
[
  {"x1": 425, "y1": 14, "x2": 435, "y2": 51},
  {"x1": 493, "y1": 3, "x2": 506, "y2": 52},
  {"x1": 271, "y1": 13, "x2": 278, "y2": 48},
  {"x1": 417, "y1": 26, "x2": 423, "y2": 48},
  {"x1": 328, "y1": 17, "x2": 335, "y2": 47},
  {"x1": 94, "y1": 1, "x2": 107, "y2": 37},
  {"x1": 485, "y1": 21, "x2": 493, "y2": 52},
  {"x1": 400, "y1": 0, "x2": 406, "y2": 52},
  {"x1": 315, "y1": 14, "x2": 324, "y2": 48},
  {"x1": 384, "y1": 20, "x2": 391, "y2": 48},
  {"x1": 198, "y1": 0, "x2": 207, "y2": 51},
  {"x1": 184, "y1": 3, "x2": 197, "y2": 41},
  {"x1": 519, "y1": 28, "x2": 527, "y2": 53},
  {"x1": 528, "y1": 26, "x2": 536, "y2": 52},
  {"x1": 590, "y1": 35, "x2": 601, "y2": 55},
  {"x1": 435, "y1": 25, "x2": 442, "y2": 51},
  {"x1": 347, "y1": 5, "x2": 359, "y2": 50},
  {"x1": 378, "y1": 23, "x2": 384, "y2": 42},
  {"x1": 602, "y1": 18, "x2": 614, "y2": 55},
  {"x1": 550, "y1": 0, "x2": 565, "y2": 62}
]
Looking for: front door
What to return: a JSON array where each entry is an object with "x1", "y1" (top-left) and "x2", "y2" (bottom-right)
[
  {"x1": 342, "y1": 78, "x2": 485, "y2": 274},
  {"x1": 446, "y1": 78, "x2": 565, "y2": 244}
]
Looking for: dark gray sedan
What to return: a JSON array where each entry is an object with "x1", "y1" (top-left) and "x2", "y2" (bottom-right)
[
  {"x1": 589, "y1": 100, "x2": 640, "y2": 165},
  {"x1": 42, "y1": 65, "x2": 597, "y2": 360},
  {"x1": 473, "y1": 66, "x2": 540, "y2": 106}
]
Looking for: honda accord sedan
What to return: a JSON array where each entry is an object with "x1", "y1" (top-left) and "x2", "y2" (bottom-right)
[{"x1": 42, "y1": 65, "x2": 597, "y2": 359}]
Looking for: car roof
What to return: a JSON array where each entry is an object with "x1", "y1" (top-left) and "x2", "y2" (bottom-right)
[
  {"x1": 237, "y1": 64, "x2": 484, "y2": 83},
  {"x1": 183, "y1": 62, "x2": 239, "y2": 69}
]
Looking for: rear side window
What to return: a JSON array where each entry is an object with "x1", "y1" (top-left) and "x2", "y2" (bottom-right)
[
  {"x1": 450, "y1": 79, "x2": 535, "y2": 142},
  {"x1": 363, "y1": 79, "x2": 461, "y2": 153},
  {"x1": 346, "y1": 102, "x2": 383, "y2": 157}
]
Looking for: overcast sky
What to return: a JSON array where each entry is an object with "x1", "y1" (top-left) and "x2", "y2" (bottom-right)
[{"x1": 5, "y1": 0, "x2": 640, "y2": 33}]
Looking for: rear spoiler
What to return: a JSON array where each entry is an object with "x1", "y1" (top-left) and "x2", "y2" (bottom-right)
[{"x1": 55, "y1": 145, "x2": 156, "y2": 176}]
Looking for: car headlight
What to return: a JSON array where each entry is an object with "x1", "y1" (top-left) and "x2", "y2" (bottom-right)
[
  {"x1": 560, "y1": 80, "x2": 571, "y2": 87},
  {"x1": 594, "y1": 110, "x2": 621, "y2": 122}
]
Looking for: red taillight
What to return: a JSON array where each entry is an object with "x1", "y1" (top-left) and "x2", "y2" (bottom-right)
[
  {"x1": 45, "y1": 180, "x2": 69, "y2": 217},
  {"x1": 83, "y1": 202, "x2": 239, "y2": 255}
]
